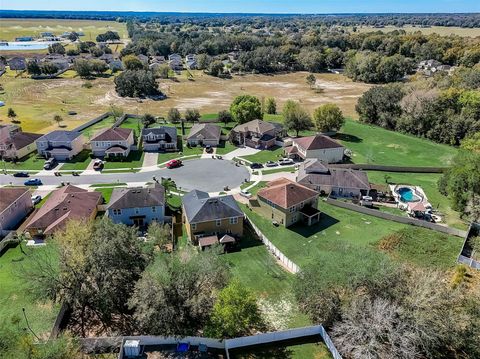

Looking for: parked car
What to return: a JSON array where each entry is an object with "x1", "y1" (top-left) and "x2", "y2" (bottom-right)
[
  {"x1": 205, "y1": 145, "x2": 213, "y2": 153},
  {"x1": 43, "y1": 158, "x2": 57, "y2": 170},
  {"x1": 31, "y1": 195, "x2": 42, "y2": 205},
  {"x1": 240, "y1": 190, "x2": 252, "y2": 199},
  {"x1": 265, "y1": 161, "x2": 278, "y2": 167},
  {"x1": 93, "y1": 160, "x2": 104, "y2": 170},
  {"x1": 250, "y1": 162, "x2": 263, "y2": 169},
  {"x1": 24, "y1": 178, "x2": 42, "y2": 186},
  {"x1": 278, "y1": 158, "x2": 294, "y2": 166},
  {"x1": 13, "y1": 171, "x2": 29, "y2": 177},
  {"x1": 166, "y1": 159, "x2": 182, "y2": 169}
]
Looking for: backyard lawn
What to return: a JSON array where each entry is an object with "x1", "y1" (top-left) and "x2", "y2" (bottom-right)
[
  {"x1": 94, "y1": 186, "x2": 126, "y2": 202},
  {"x1": 336, "y1": 120, "x2": 458, "y2": 167},
  {"x1": 61, "y1": 150, "x2": 92, "y2": 171},
  {"x1": 3, "y1": 153, "x2": 44, "y2": 171},
  {"x1": 215, "y1": 141, "x2": 237, "y2": 155},
  {"x1": 80, "y1": 115, "x2": 116, "y2": 139},
  {"x1": 0, "y1": 244, "x2": 60, "y2": 339},
  {"x1": 102, "y1": 150, "x2": 144, "y2": 171},
  {"x1": 241, "y1": 145, "x2": 285, "y2": 163}
]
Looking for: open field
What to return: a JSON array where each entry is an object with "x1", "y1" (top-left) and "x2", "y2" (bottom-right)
[
  {"x1": 348, "y1": 25, "x2": 480, "y2": 37},
  {"x1": 0, "y1": 244, "x2": 59, "y2": 339},
  {"x1": 0, "y1": 18, "x2": 128, "y2": 43},
  {"x1": 0, "y1": 71, "x2": 370, "y2": 134}
]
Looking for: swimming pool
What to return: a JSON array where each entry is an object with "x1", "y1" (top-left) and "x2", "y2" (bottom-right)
[
  {"x1": 0, "y1": 41, "x2": 54, "y2": 51},
  {"x1": 396, "y1": 187, "x2": 421, "y2": 202}
]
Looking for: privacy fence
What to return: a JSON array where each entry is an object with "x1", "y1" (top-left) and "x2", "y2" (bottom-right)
[
  {"x1": 326, "y1": 198, "x2": 467, "y2": 238},
  {"x1": 245, "y1": 215, "x2": 300, "y2": 273}
]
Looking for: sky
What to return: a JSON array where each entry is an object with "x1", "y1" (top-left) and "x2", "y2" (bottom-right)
[{"x1": 2, "y1": 0, "x2": 479, "y2": 14}]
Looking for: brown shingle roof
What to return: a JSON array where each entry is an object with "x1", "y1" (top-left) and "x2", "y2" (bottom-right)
[
  {"x1": 293, "y1": 134, "x2": 344, "y2": 150},
  {"x1": 187, "y1": 123, "x2": 221, "y2": 141},
  {"x1": 25, "y1": 185, "x2": 102, "y2": 234},
  {"x1": 232, "y1": 119, "x2": 277, "y2": 134},
  {"x1": 91, "y1": 127, "x2": 132, "y2": 142},
  {"x1": 258, "y1": 178, "x2": 318, "y2": 209},
  {"x1": 0, "y1": 187, "x2": 29, "y2": 213},
  {"x1": 198, "y1": 235, "x2": 219, "y2": 247}
]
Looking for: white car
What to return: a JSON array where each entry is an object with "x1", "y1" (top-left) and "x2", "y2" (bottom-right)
[
  {"x1": 278, "y1": 158, "x2": 294, "y2": 166},
  {"x1": 240, "y1": 190, "x2": 252, "y2": 199},
  {"x1": 265, "y1": 161, "x2": 278, "y2": 167},
  {"x1": 31, "y1": 195, "x2": 42, "y2": 205}
]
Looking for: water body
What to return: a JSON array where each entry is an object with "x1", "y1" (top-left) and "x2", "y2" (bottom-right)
[{"x1": 0, "y1": 41, "x2": 55, "y2": 51}]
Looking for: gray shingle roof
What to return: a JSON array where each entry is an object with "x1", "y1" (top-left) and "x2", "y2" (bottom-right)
[
  {"x1": 141, "y1": 126, "x2": 177, "y2": 143},
  {"x1": 108, "y1": 184, "x2": 165, "y2": 210},
  {"x1": 232, "y1": 119, "x2": 280, "y2": 134},
  {"x1": 187, "y1": 123, "x2": 221, "y2": 141},
  {"x1": 38, "y1": 130, "x2": 82, "y2": 142},
  {"x1": 182, "y1": 190, "x2": 243, "y2": 223}
]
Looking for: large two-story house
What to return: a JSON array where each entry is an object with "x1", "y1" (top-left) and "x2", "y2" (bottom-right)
[
  {"x1": 0, "y1": 125, "x2": 41, "y2": 160},
  {"x1": 0, "y1": 187, "x2": 33, "y2": 237},
  {"x1": 257, "y1": 178, "x2": 321, "y2": 227},
  {"x1": 231, "y1": 119, "x2": 283, "y2": 149},
  {"x1": 297, "y1": 159, "x2": 370, "y2": 198},
  {"x1": 90, "y1": 127, "x2": 135, "y2": 158},
  {"x1": 36, "y1": 130, "x2": 86, "y2": 161},
  {"x1": 182, "y1": 190, "x2": 244, "y2": 249},
  {"x1": 141, "y1": 127, "x2": 178, "y2": 152},
  {"x1": 285, "y1": 134, "x2": 344, "y2": 163},
  {"x1": 106, "y1": 184, "x2": 166, "y2": 228}
]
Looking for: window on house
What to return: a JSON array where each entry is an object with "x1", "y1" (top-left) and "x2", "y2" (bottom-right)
[
  {"x1": 113, "y1": 209, "x2": 121, "y2": 216},
  {"x1": 289, "y1": 206, "x2": 296, "y2": 213},
  {"x1": 229, "y1": 217, "x2": 238, "y2": 224},
  {"x1": 152, "y1": 206, "x2": 156, "y2": 213},
  {"x1": 300, "y1": 201, "x2": 304, "y2": 208},
  {"x1": 135, "y1": 208, "x2": 140, "y2": 214},
  {"x1": 192, "y1": 223, "x2": 197, "y2": 230},
  {"x1": 216, "y1": 219, "x2": 221, "y2": 226}
]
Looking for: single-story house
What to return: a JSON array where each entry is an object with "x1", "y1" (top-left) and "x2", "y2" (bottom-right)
[
  {"x1": 106, "y1": 183, "x2": 166, "y2": 228},
  {"x1": 141, "y1": 127, "x2": 178, "y2": 152},
  {"x1": 25, "y1": 185, "x2": 102, "y2": 237},
  {"x1": 0, "y1": 125, "x2": 41, "y2": 160},
  {"x1": 285, "y1": 134, "x2": 344, "y2": 163},
  {"x1": 231, "y1": 119, "x2": 283, "y2": 149},
  {"x1": 297, "y1": 159, "x2": 370, "y2": 198},
  {"x1": 256, "y1": 178, "x2": 321, "y2": 227},
  {"x1": 182, "y1": 189, "x2": 244, "y2": 247},
  {"x1": 186, "y1": 123, "x2": 221, "y2": 147},
  {"x1": 0, "y1": 187, "x2": 33, "y2": 236},
  {"x1": 36, "y1": 130, "x2": 86, "y2": 161},
  {"x1": 90, "y1": 127, "x2": 134, "y2": 158}
]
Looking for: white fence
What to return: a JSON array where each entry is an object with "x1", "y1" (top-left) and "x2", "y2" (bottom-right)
[
  {"x1": 458, "y1": 254, "x2": 480, "y2": 270},
  {"x1": 319, "y1": 325, "x2": 343, "y2": 359},
  {"x1": 245, "y1": 215, "x2": 300, "y2": 274}
]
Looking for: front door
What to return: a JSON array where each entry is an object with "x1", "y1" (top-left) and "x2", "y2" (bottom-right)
[{"x1": 133, "y1": 218, "x2": 144, "y2": 227}]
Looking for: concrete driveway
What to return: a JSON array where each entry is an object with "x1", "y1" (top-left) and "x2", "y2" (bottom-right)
[
  {"x1": 223, "y1": 147, "x2": 260, "y2": 161},
  {"x1": 140, "y1": 152, "x2": 159, "y2": 172}
]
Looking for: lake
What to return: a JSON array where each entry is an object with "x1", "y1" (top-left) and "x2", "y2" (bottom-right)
[{"x1": 0, "y1": 41, "x2": 55, "y2": 51}]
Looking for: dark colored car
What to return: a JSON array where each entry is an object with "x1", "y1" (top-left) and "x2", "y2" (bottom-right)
[
  {"x1": 13, "y1": 172, "x2": 29, "y2": 177},
  {"x1": 205, "y1": 145, "x2": 213, "y2": 153},
  {"x1": 250, "y1": 163, "x2": 263, "y2": 169},
  {"x1": 24, "y1": 178, "x2": 42, "y2": 186}
]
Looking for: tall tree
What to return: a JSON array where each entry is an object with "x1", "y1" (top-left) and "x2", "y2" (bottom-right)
[
  {"x1": 185, "y1": 108, "x2": 201, "y2": 124},
  {"x1": 282, "y1": 100, "x2": 312, "y2": 137},
  {"x1": 313, "y1": 104, "x2": 345, "y2": 133},
  {"x1": 230, "y1": 95, "x2": 262, "y2": 124},
  {"x1": 265, "y1": 97, "x2": 277, "y2": 115},
  {"x1": 167, "y1": 108, "x2": 181, "y2": 124}
]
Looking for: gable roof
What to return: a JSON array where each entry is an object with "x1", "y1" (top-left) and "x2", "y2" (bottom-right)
[
  {"x1": 141, "y1": 126, "x2": 177, "y2": 141},
  {"x1": 293, "y1": 134, "x2": 344, "y2": 150},
  {"x1": 258, "y1": 178, "x2": 318, "y2": 209},
  {"x1": 0, "y1": 130, "x2": 42, "y2": 150},
  {"x1": 37, "y1": 130, "x2": 82, "y2": 143},
  {"x1": 25, "y1": 185, "x2": 102, "y2": 234},
  {"x1": 182, "y1": 190, "x2": 243, "y2": 223},
  {"x1": 107, "y1": 184, "x2": 165, "y2": 210},
  {"x1": 232, "y1": 119, "x2": 279, "y2": 134},
  {"x1": 91, "y1": 127, "x2": 132, "y2": 142},
  {"x1": 0, "y1": 187, "x2": 29, "y2": 213},
  {"x1": 187, "y1": 123, "x2": 221, "y2": 140}
]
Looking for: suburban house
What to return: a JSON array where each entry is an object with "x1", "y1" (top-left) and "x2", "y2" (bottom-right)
[
  {"x1": 7, "y1": 57, "x2": 27, "y2": 71},
  {"x1": 186, "y1": 123, "x2": 222, "y2": 147},
  {"x1": 185, "y1": 54, "x2": 197, "y2": 69},
  {"x1": 106, "y1": 184, "x2": 166, "y2": 228},
  {"x1": 182, "y1": 190, "x2": 244, "y2": 249},
  {"x1": 141, "y1": 127, "x2": 178, "y2": 152},
  {"x1": 285, "y1": 134, "x2": 344, "y2": 163},
  {"x1": 168, "y1": 53, "x2": 183, "y2": 71},
  {"x1": 109, "y1": 59, "x2": 124, "y2": 71},
  {"x1": 90, "y1": 127, "x2": 135, "y2": 158},
  {"x1": 25, "y1": 185, "x2": 102, "y2": 237},
  {"x1": 297, "y1": 159, "x2": 370, "y2": 198},
  {"x1": 36, "y1": 130, "x2": 86, "y2": 161},
  {"x1": 0, "y1": 125, "x2": 41, "y2": 160},
  {"x1": 256, "y1": 178, "x2": 321, "y2": 227},
  {"x1": 0, "y1": 188, "x2": 33, "y2": 236},
  {"x1": 137, "y1": 54, "x2": 149, "y2": 65},
  {"x1": 231, "y1": 119, "x2": 283, "y2": 149}
]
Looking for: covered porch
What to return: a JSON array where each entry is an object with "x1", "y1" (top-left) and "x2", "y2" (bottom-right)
[{"x1": 300, "y1": 206, "x2": 321, "y2": 226}]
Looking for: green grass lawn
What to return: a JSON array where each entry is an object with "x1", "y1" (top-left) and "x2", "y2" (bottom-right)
[
  {"x1": 119, "y1": 117, "x2": 143, "y2": 137},
  {"x1": 0, "y1": 244, "x2": 60, "y2": 339},
  {"x1": 215, "y1": 141, "x2": 237, "y2": 155},
  {"x1": 261, "y1": 166, "x2": 296, "y2": 175},
  {"x1": 241, "y1": 201, "x2": 462, "y2": 271},
  {"x1": 3, "y1": 153, "x2": 44, "y2": 171},
  {"x1": 102, "y1": 150, "x2": 144, "y2": 171},
  {"x1": 94, "y1": 186, "x2": 126, "y2": 202},
  {"x1": 200, "y1": 113, "x2": 218, "y2": 121},
  {"x1": 241, "y1": 146, "x2": 285, "y2": 163},
  {"x1": 336, "y1": 120, "x2": 458, "y2": 167},
  {"x1": 367, "y1": 171, "x2": 467, "y2": 230},
  {"x1": 60, "y1": 150, "x2": 92, "y2": 171},
  {"x1": 248, "y1": 181, "x2": 268, "y2": 196},
  {"x1": 80, "y1": 115, "x2": 116, "y2": 139}
]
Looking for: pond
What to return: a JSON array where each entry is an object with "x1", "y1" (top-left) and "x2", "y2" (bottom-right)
[{"x1": 0, "y1": 41, "x2": 55, "y2": 51}]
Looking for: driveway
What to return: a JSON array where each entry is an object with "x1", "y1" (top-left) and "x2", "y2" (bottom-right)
[
  {"x1": 0, "y1": 158, "x2": 250, "y2": 194},
  {"x1": 223, "y1": 147, "x2": 260, "y2": 161},
  {"x1": 139, "y1": 152, "x2": 159, "y2": 172}
]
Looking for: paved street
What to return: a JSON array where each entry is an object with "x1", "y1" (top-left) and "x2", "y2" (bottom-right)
[{"x1": 1, "y1": 158, "x2": 250, "y2": 193}]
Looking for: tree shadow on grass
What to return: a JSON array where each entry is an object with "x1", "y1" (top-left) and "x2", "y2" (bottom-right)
[
  {"x1": 62, "y1": 150, "x2": 91, "y2": 164},
  {"x1": 334, "y1": 132, "x2": 363, "y2": 143},
  {"x1": 289, "y1": 212, "x2": 339, "y2": 238}
]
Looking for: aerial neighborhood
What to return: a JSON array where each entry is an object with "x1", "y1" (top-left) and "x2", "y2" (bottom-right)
[{"x1": 0, "y1": 7, "x2": 479, "y2": 359}]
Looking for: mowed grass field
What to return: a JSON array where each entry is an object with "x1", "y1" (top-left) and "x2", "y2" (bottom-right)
[
  {"x1": 0, "y1": 71, "x2": 369, "y2": 134},
  {"x1": 347, "y1": 25, "x2": 480, "y2": 37}
]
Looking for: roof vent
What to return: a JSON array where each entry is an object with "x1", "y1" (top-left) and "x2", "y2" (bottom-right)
[{"x1": 63, "y1": 207, "x2": 68, "y2": 210}]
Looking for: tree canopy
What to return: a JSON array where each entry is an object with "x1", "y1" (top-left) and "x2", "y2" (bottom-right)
[
  {"x1": 282, "y1": 100, "x2": 313, "y2": 136},
  {"x1": 230, "y1": 95, "x2": 262, "y2": 124},
  {"x1": 313, "y1": 104, "x2": 345, "y2": 133}
]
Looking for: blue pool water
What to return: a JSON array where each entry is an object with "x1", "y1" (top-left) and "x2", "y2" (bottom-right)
[
  {"x1": 0, "y1": 42, "x2": 53, "y2": 51},
  {"x1": 397, "y1": 187, "x2": 420, "y2": 202}
]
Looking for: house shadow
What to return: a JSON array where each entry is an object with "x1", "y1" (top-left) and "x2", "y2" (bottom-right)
[
  {"x1": 62, "y1": 149, "x2": 91, "y2": 164},
  {"x1": 289, "y1": 211, "x2": 339, "y2": 238},
  {"x1": 333, "y1": 132, "x2": 362, "y2": 143},
  {"x1": 228, "y1": 224, "x2": 263, "y2": 253}
]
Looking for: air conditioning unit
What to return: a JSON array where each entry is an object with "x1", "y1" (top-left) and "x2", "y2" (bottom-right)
[{"x1": 123, "y1": 340, "x2": 141, "y2": 357}]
